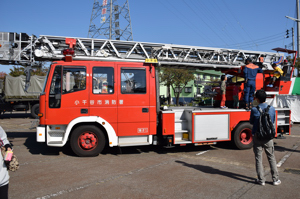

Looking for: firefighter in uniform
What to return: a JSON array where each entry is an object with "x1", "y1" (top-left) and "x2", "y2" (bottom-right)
[{"x1": 243, "y1": 58, "x2": 263, "y2": 110}]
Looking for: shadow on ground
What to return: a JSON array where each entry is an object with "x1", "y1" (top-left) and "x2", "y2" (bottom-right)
[
  {"x1": 7, "y1": 131, "x2": 242, "y2": 157},
  {"x1": 7, "y1": 131, "x2": 75, "y2": 157},
  {"x1": 0, "y1": 113, "x2": 33, "y2": 119},
  {"x1": 274, "y1": 145, "x2": 300, "y2": 153},
  {"x1": 7, "y1": 131, "x2": 218, "y2": 157},
  {"x1": 176, "y1": 160, "x2": 255, "y2": 183},
  {"x1": 103, "y1": 144, "x2": 214, "y2": 156}
]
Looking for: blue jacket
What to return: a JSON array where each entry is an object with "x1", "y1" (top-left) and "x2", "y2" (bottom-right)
[
  {"x1": 250, "y1": 103, "x2": 275, "y2": 135},
  {"x1": 243, "y1": 63, "x2": 263, "y2": 80}
]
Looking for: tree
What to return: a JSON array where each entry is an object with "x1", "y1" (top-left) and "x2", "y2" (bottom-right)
[
  {"x1": 160, "y1": 67, "x2": 195, "y2": 106},
  {"x1": 9, "y1": 64, "x2": 48, "y2": 77},
  {"x1": 0, "y1": 72, "x2": 7, "y2": 79},
  {"x1": 159, "y1": 67, "x2": 173, "y2": 105},
  {"x1": 9, "y1": 66, "x2": 25, "y2": 77}
]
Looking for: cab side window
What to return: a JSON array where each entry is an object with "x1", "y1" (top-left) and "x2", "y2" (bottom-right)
[
  {"x1": 50, "y1": 66, "x2": 62, "y2": 95},
  {"x1": 93, "y1": 67, "x2": 114, "y2": 94},
  {"x1": 49, "y1": 66, "x2": 62, "y2": 108},
  {"x1": 121, "y1": 68, "x2": 146, "y2": 94},
  {"x1": 62, "y1": 67, "x2": 86, "y2": 94},
  {"x1": 49, "y1": 66, "x2": 86, "y2": 108}
]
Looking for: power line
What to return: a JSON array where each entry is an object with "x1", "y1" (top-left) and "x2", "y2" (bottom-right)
[
  {"x1": 192, "y1": 0, "x2": 236, "y2": 44},
  {"x1": 230, "y1": 37, "x2": 286, "y2": 49},
  {"x1": 210, "y1": 0, "x2": 250, "y2": 43},
  {"x1": 208, "y1": 31, "x2": 287, "y2": 49},
  {"x1": 221, "y1": 0, "x2": 257, "y2": 48},
  {"x1": 158, "y1": 0, "x2": 216, "y2": 46},
  {"x1": 182, "y1": 0, "x2": 229, "y2": 47},
  {"x1": 228, "y1": 32, "x2": 286, "y2": 46}
]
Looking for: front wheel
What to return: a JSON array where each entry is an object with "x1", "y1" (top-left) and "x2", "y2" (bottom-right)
[
  {"x1": 70, "y1": 125, "x2": 106, "y2": 157},
  {"x1": 31, "y1": 104, "x2": 39, "y2": 118},
  {"x1": 232, "y1": 122, "x2": 253, "y2": 150}
]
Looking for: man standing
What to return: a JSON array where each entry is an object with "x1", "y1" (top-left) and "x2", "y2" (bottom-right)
[
  {"x1": 250, "y1": 89, "x2": 281, "y2": 186},
  {"x1": 243, "y1": 58, "x2": 263, "y2": 110}
]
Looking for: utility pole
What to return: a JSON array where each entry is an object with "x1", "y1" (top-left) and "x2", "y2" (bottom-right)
[
  {"x1": 286, "y1": 0, "x2": 300, "y2": 58},
  {"x1": 88, "y1": 0, "x2": 133, "y2": 41},
  {"x1": 296, "y1": 0, "x2": 300, "y2": 58},
  {"x1": 292, "y1": 27, "x2": 295, "y2": 51}
]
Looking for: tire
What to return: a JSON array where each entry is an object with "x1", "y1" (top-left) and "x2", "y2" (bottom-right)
[
  {"x1": 70, "y1": 125, "x2": 106, "y2": 157},
  {"x1": 31, "y1": 104, "x2": 40, "y2": 118},
  {"x1": 232, "y1": 122, "x2": 253, "y2": 150}
]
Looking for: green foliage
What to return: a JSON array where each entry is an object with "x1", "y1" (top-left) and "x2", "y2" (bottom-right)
[
  {"x1": 9, "y1": 66, "x2": 25, "y2": 77},
  {"x1": 159, "y1": 67, "x2": 195, "y2": 106},
  {"x1": 9, "y1": 65, "x2": 48, "y2": 77}
]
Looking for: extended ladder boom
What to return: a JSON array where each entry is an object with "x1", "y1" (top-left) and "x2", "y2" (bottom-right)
[{"x1": 0, "y1": 32, "x2": 284, "y2": 69}]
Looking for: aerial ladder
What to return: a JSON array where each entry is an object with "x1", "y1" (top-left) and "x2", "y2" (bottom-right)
[{"x1": 0, "y1": 32, "x2": 288, "y2": 71}]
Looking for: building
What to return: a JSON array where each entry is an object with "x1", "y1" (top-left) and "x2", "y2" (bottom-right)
[{"x1": 160, "y1": 70, "x2": 222, "y2": 105}]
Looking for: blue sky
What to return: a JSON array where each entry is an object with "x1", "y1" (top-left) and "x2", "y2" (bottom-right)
[{"x1": 0, "y1": 0, "x2": 297, "y2": 73}]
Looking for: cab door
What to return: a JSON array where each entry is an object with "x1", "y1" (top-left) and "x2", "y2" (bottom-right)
[
  {"x1": 89, "y1": 63, "x2": 118, "y2": 132},
  {"x1": 117, "y1": 64, "x2": 150, "y2": 136},
  {"x1": 45, "y1": 63, "x2": 89, "y2": 125}
]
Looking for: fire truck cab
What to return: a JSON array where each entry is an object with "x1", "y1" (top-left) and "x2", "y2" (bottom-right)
[{"x1": 38, "y1": 61, "x2": 158, "y2": 156}]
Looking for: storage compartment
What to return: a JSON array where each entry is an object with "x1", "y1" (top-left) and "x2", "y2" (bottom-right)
[{"x1": 194, "y1": 114, "x2": 230, "y2": 141}]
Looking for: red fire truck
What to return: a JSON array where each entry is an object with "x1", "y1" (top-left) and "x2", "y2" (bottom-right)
[{"x1": 0, "y1": 32, "x2": 295, "y2": 156}]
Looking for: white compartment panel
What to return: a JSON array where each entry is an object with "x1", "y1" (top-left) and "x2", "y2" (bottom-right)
[{"x1": 194, "y1": 114, "x2": 229, "y2": 141}]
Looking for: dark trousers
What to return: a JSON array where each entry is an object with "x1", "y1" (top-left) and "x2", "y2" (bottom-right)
[
  {"x1": 0, "y1": 184, "x2": 9, "y2": 199},
  {"x1": 243, "y1": 80, "x2": 256, "y2": 104}
]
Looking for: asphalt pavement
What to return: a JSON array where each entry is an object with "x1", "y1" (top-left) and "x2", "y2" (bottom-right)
[{"x1": 0, "y1": 112, "x2": 299, "y2": 199}]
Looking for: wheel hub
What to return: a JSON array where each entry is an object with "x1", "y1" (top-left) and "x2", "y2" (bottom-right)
[
  {"x1": 79, "y1": 132, "x2": 97, "y2": 150},
  {"x1": 241, "y1": 132, "x2": 247, "y2": 140},
  {"x1": 240, "y1": 129, "x2": 252, "y2": 145}
]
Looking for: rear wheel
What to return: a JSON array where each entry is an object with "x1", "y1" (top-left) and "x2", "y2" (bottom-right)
[
  {"x1": 232, "y1": 122, "x2": 253, "y2": 150},
  {"x1": 70, "y1": 125, "x2": 106, "y2": 157}
]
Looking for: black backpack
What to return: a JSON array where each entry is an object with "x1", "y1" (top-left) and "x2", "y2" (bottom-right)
[{"x1": 256, "y1": 105, "x2": 275, "y2": 140}]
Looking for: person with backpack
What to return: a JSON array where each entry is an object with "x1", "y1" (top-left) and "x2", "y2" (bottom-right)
[{"x1": 250, "y1": 89, "x2": 281, "y2": 186}]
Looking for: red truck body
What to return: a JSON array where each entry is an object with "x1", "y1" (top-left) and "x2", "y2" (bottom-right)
[{"x1": 37, "y1": 60, "x2": 291, "y2": 157}]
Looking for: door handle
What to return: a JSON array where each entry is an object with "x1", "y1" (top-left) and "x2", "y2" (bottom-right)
[
  {"x1": 142, "y1": 108, "x2": 149, "y2": 113},
  {"x1": 81, "y1": 109, "x2": 88, "y2": 114}
]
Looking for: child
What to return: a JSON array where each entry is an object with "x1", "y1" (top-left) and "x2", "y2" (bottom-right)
[
  {"x1": 258, "y1": 55, "x2": 264, "y2": 69},
  {"x1": 267, "y1": 63, "x2": 283, "y2": 87},
  {"x1": 233, "y1": 82, "x2": 241, "y2": 109},
  {"x1": 220, "y1": 75, "x2": 227, "y2": 109}
]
